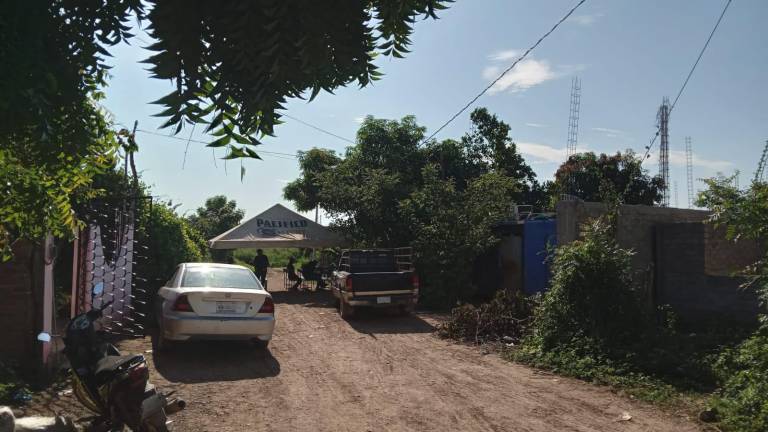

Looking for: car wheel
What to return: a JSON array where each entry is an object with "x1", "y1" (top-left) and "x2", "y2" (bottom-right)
[
  {"x1": 151, "y1": 321, "x2": 172, "y2": 353},
  {"x1": 252, "y1": 338, "x2": 270, "y2": 350},
  {"x1": 340, "y1": 300, "x2": 355, "y2": 320}
]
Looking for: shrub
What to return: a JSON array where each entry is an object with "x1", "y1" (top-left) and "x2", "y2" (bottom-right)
[
  {"x1": 438, "y1": 290, "x2": 536, "y2": 344},
  {"x1": 0, "y1": 362, "x2": 23, "y2": 405},
  {"x1": 526, "y1": 217, "x2": 645, "y2": 353},
  {"x1": 713, "y1": 331, "x2": 768, "y2": 431}
]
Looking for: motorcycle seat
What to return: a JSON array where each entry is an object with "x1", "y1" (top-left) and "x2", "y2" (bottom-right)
[{"x1": 94, "y1": 354, "x2": 145, "y2": 382}]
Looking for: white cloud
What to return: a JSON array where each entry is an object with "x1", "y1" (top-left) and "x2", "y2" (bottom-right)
[
  {"x1": 570, "y1": 13, "x2": 604, "y2": 26},
  {"x1": 525, "y1": 122, "x2": 547, "y2": 128},
  {"x1": 488, "y1": 50, "x2": 521, "y2": 62},
  {"x1": 592, "y1": 127, "x2": 623, "y2": 135},
  {"x1": 276, "y1": 178, "x2": 291, "y2": 184},
  {"x1": 516, "y1": 142, "x2": 567, "y2": 163},
  {"x1": 353, "y1": 116, "x2": 365, "y2": 124},
  {"x1": 484, "y1": 59, "x2": 556, "y2": 94},
  {"x1": 646, "y1": 150, "x2": 732, "y2": 171}
]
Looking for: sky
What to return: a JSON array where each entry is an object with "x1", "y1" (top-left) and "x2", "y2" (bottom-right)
[{"x1": 103, "y1": 0, "x2": 768, "y2": 222}]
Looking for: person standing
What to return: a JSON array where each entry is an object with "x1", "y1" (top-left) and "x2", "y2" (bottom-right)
[{"x1": 252, "y1": 249, "x2": 270, "y2": 289}]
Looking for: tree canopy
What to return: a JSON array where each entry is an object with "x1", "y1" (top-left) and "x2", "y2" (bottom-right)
[
  {"x1": 552, "y1": 151, "x2": 664, "y2": 206},
  {"x1": 284, "y1": 108, "x2": 533, "y2": 304},
  {"x1": 0, "y1": 0, "x2": 450, "y2": 258},
  {"x1": 146, "y1": 1, "x2": 450, "y2": 158},
  {"x1": 186, "y1": 195, "x2": 245, "y2": 242},
  {"x1": 283, "y1": 149, "x2": 342, "y2": 213}
]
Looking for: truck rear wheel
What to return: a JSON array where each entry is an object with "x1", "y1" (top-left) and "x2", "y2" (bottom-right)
[
  {"x1": 340, "y1": 300, "x2": 355, "y2": 320},
  {"x1": 400, "y1": 304, "x2": 416, "y2": 316}
]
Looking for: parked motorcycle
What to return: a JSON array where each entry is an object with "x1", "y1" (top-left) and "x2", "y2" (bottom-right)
[{"x1": 39, "y1": 297, "x2": 184, "y2": 431}]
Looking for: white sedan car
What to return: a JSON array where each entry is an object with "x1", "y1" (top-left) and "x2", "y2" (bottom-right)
[{"x1": 153, "y1": 263, "x2": 275, "y2": 351}]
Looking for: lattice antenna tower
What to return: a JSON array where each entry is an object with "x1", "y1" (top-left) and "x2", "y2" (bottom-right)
[
  {"x1": 566, "y1": 77, "x2": 581, "y2": 159},
  {"x1": 674, "y1": 181, "x2": 679, "y2": 208},
  {"x1": 755, "y1": 139, "x2": 768, "y2": 183},
  {"x1": 657, "y1": 97, "x2": 671, "y2": 207},
  {"x1": 685, "y1": 136, "x2": 694, "y2": 208}
]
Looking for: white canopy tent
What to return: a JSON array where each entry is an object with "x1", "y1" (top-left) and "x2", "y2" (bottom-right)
[{"x1": 208, "y1": 203, "x2": 346, "y2": 249}]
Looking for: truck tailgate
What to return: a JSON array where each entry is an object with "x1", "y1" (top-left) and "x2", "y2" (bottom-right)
[{"x1": 350, "y1": 272, "x2": 413, "y2": 295}]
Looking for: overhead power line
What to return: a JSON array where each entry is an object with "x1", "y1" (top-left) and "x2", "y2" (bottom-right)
[
  {"x1": 423, "y1": 0, "x2": 589, "y2": 143},
  {"x1": 132, "y1": 128, "x2": 299, "y2": 159},
  {"x1": 282, "y1": 114, "x2": 355, "y2": 144},
  {"x1": 640, "y1": 0, "x2": 732, "y2": 163}
]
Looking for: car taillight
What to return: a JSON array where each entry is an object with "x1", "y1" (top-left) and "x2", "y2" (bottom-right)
[
  {"x1": 345, "y1": 277, "x2": 353, "y2": 292},
  {"x1": 258, "y1": 297, "x2": 274, "y2": 314},
  {"x1": 412, "y1": 274, "x2": 420, "y2": 289},
  {"x1": 172, "y1": 294, "x2": 193, "y2": 312}
]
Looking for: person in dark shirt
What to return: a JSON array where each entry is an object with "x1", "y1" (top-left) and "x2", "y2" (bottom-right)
[
  {"x1": 301, "y1": 259, "x2": 325, "y2": 290},
  {"x1": 286, "y1": 257, "x2": 303, "y2": 290},
  {"x1": 252, "y1": 249, "x2": 270, "y2": 289}
]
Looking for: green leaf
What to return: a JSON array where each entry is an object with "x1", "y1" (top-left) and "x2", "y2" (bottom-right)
[
  {"x1": 206, "y1": 136, "x2": 231, "y2": 148},
  {"x1": 244, "y1": 147, "x2": 262, "y2": 160}
]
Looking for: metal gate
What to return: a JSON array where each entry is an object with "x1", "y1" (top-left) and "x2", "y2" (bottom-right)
[{"x1": 72, "y1": 196, "x2": 152, "y2": 336}]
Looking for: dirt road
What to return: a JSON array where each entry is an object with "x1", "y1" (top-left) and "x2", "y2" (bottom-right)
[{"x1": 31, "y1": 270, "x2": 703, "y2": 431}]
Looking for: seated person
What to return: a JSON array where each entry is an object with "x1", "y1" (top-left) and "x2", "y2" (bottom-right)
[
  {"x1": 303, "y1": 259, "x2": 327, "y2": 290},
  {"x1": 286, "y1": 257, "x2": 303, "y2": 290}
]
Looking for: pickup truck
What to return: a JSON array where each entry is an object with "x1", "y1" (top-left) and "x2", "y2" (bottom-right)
[{"x1": 331, "y1": 248, "x2": 418, "y2": 319}]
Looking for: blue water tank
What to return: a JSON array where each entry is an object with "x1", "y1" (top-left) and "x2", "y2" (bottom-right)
[{"x1": 523, "y1": 218, "x2": 557, "y2": 294}]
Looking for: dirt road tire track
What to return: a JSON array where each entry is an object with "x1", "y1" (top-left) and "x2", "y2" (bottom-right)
[{"x1": 30, "y1": 270, "x2": 703, "y2": 431}]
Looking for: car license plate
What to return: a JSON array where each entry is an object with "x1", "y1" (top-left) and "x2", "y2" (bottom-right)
[
  {"x1": 377, "y1": 296, "x2": 391, "y2": 304},
  {"x1": 216, "y1": 302, "x2": 242, "y2": 314}
]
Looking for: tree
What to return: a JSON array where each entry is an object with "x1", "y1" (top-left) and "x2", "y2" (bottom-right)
[
  {"x1": 400, "y1": 166, "x2": 519, "y2": 305},
  {"x1": 186, "y1": 195, "x2": 245, "y2": 263},
  {"x1": 459, "y1": 108, "x2": 546, "y2": 208},
  {"x1": 186, "y1": 195, "x2": 245, "y2": 241},
  {"x1": 283, "y1": 149, "x2": 342, "y2": 212},
  {"x1": 311, "y1": 116, "x2": 427, "y2": 246},
  {"x1": 0, "y1": 102, "x2": 119, "y2": 260},
  {"x1": 145, "y1": 1, "x2": 450, "y2": 157},
  {"x1": 0, "y1": 0, "x2": 449, "y2": 259},
  {"x1": 282, "y1": 110, "x2": 530, "y2": 305},
  {"x1": 552, "y1": 151, "x2": 664, "y2": 206}
]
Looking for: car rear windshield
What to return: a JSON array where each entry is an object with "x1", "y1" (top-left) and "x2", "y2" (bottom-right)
[
  {"x1": 348, "y1": 251, "x2": 396, "y2": 272},
  {"x1": 181, "y1": 267, "x2": 261, "y2": 289}
]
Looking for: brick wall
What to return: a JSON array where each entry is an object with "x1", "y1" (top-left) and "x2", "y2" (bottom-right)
[
  {"x1": 556, "y1": 201, "x2": 711, "y2": 273},
  {"x1": 556, "y1": 201, "x2": 764, "y2": 326},
  {"x1": 656, "y1": 223, "x2": 760, "y2": 325},
  {"x1": 0, "y1": 241, "x2": 42, "y2": 365}
]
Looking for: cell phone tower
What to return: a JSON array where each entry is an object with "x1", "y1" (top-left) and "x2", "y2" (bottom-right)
[
  {"x1": 657, "y1": 97, "x2": 671, "y2": 207},
  {"x1": 674, "y1": 181, "x2": 679, "y2": 208},
  {"x1": 566, "y1": 77, "x2": 581, "y2": 159},
  {"x1": 755, "y1": 140, "x2": 768, "y2": 183},
  {"x1": 685, "y1": 137, "x2": 694, "y2": 208}
]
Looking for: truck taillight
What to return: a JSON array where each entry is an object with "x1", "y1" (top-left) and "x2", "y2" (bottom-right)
[
  {"x1": 412, "y1": 274, "x2": 420, "y2": 289},
  {"x1": 345, "y1": 278, "x2": 353, "y2": 291},
  {"x1": 128, "y1": 364, "x2": 149, "y2": 387},
  {"x1": 258, "y1": 297, "x2": 275, "y2": 314},
  {"x1": 172, "y1": 294, "x2": 193, "y2": 312}
]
